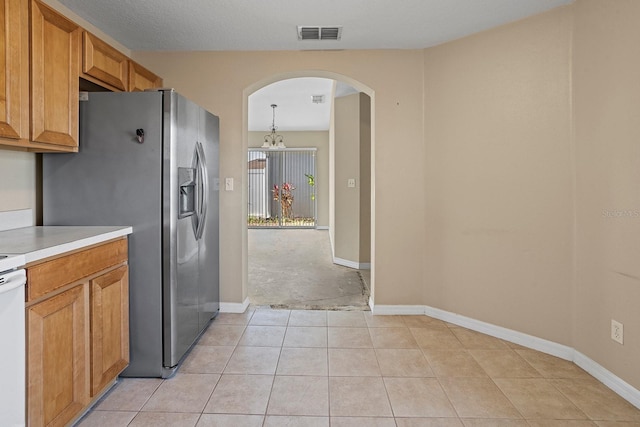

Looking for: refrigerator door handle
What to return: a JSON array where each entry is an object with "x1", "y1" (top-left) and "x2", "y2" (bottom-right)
[{"x1": 195, "y1": 141, "x2": 208, "y2": 240}]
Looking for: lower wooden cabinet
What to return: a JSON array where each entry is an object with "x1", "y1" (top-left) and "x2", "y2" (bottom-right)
[
  {"x1": 26, "y1": 238, "x2": 129, "y2": 426},
  {"x1": 27, "y1": 284, "x2": 89, "y2": 427},
  {"x1": 90, "y1": 265, "x2": 129, "y2": 396}
]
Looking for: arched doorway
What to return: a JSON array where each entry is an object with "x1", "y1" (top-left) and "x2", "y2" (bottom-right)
[{"x1": 242, "y1": 72, "x2": 376, "y2": 309}]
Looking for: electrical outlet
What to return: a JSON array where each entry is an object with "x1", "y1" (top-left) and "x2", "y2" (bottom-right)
[{"x1": 611, "y1": 319, "x2": 624, "y2": 345}]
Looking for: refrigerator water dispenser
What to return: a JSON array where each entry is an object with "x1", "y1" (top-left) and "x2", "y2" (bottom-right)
[{"x1": 179, "y1": 167, "x2": 196, "y2": 218}]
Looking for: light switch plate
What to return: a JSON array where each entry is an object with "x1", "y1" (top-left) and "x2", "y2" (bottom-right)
[
  {"x1": 348, "y1": 178, "x2": 356, "y2": 188},
  {"x1": 225, "y1": 178, "x2": 234, "y2": 191}
]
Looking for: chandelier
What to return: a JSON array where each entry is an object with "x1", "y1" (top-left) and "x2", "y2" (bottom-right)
[{"x1": 262, "y1": 104, "x2": 286, "y2": 149}]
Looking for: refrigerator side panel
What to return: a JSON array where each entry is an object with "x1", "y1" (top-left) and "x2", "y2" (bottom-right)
[
  {"x1": 43, "y1": 91, "x2": 165, "y2": 377},
  {"x1": 198, "y1": 109, "x2": 220, "y2": 328}
]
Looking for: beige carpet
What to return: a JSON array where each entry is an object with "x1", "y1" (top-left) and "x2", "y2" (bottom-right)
[{"x1": 248, "y1": 229, "x2": 370, "y2": 310}]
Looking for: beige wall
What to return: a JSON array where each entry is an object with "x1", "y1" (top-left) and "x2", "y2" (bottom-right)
[
  {"x1": 329, "y1": 84, "x2": 337, "y2": 256},
  {"x1": 333, "y1": 93, "x2": 372, "y2": 265},
  {"x1": 422, "y1": 0, "x2": 640, "y2": 391},
  {"x1": 133, "y1": 50, "x2": 426, "y2": 305},
  {"x1": 334, "y1": 94, "x2": 361, "y2": 262},
  {"x1": 422, "y1": 7, "x2": 574, "y2": 345},
  {"x1": 359, "y1": 94, "x2": 372, "y2": 264},
  {"x1": 573, "y1": 0, "x2": 640, "y2": 389},
  {"x1": 0, "y1": 151, "x2": 37, "y2": 222},
  {"x1": 248, "y1": 131, "x2": 329, "y2": 227}
]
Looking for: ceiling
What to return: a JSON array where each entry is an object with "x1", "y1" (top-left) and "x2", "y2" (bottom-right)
[
  {"x1": 249, "y1": 78, "x2": 333, "y2": 132},
  {"x1": 58, "y1": 0, "x2": 572, "y2": 51},
  {"x1": 58, "y1": 0, "x2": 573, "y2": 131},
  {"x1": 249, "y1": 79, "x2": 359, "y2": 132}
]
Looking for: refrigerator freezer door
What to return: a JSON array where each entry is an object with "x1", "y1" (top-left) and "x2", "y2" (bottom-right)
[{"x1": 43, "y1": 91, "x2": 165, "y2": 377}]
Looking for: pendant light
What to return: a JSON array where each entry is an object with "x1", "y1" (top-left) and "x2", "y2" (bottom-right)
[{"x1": 262, "y1": 104, "x2": 286, "y2": 149}]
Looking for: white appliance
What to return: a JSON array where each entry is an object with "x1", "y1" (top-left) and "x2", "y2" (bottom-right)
[{"x1": 0, "y1": 261, "x2": 27, "y2": 427}]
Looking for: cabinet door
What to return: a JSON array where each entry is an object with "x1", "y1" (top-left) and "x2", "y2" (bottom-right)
[
  {"x1": 27, "y1": 284, "x2": 89, "y2": 427},
  {"x1": 0, "y1": 0, "x2": 28, "y2": 140},
  {"x1": 82, "y1": 32, "x2": 128, "y2": 91},
  {"x1": 90, "y1": 265, "x2": 129, "y2": 396},
  {"x1": 128, "y1": 60, "x2": 163, "y2": 92},
  {"x1": 30, "y1": 0, "x2": 80, "y2": 149}
]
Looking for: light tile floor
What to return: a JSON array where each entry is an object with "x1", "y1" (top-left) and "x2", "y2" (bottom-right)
[{"x1": 78, "y1": 309, "x2": 640, "y2": 427}]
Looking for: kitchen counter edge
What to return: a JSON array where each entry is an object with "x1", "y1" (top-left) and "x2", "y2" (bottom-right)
[{"x1": 0, "y1": 226, "x2": 133, "y2": 266}]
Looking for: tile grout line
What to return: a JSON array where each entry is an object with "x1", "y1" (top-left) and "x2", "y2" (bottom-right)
[
  {"x1": 549, "y1": 379, "x2": 598, "y2": 423},
  {"x1": 375, "y1": 321, "x2": 399, "y2": 421},
  {"x1": 326, "y1": 321, "x2": 332, "y2": 420},
  {"x1": 261, "y1": 309, "x2": 290, "y2": 421}
]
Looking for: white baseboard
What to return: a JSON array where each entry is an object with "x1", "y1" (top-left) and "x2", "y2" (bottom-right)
[
  {"x1": 371, "y1": 303, "x2": 640, "y2": 409},
  {"x1": 423, "y1": 305, "x2": 574, "y2": 361},
  {"x1": 372, "y1": 304, "x2": 426, "y2": 315},
  {"x1": 219, "y1": 297, "x2": 250, "y2": 314},
  {"x1": 333, "y1": 257, "x2": 370, "y2": 270},
  {"x1": 333, "y1": 257, "x2": 360, "y2": 269},
  {"x1": 574, "y1": 351, "x2": 640, "y2": 409}
]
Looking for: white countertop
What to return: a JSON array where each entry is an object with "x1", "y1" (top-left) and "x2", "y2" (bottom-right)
[{"x1": 0, "y1": 226, "x2": 132, "y2": 269}]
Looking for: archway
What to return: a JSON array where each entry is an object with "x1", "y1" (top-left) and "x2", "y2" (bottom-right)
[{"x1": 242, "y1": 71, "x2": 376, "y2": 309}]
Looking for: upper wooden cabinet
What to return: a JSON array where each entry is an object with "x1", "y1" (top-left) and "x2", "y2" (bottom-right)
[
  {"x1": 82, "y1": 31, "x2": 128, "y2": 91},
  {"x1": 129, "y1": 60, "x2": 163, "y2": 92},
  {"x1": 0, "y1": 0, "x2": 164, "y2": 152},
  {"x1": 0, "y1": 0, "x2": 29, "y2": 141},
  {"x1": 30, "y1": 0, "x2": 80, "y2": 150}
]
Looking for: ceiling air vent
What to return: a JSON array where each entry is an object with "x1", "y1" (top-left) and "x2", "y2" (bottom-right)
[
  {"x1": 297, "y1": 26, "x2": 342, "y2": 41},
  {"x1": 311, "y1": 95, "x2": 325, "y2": 104}
]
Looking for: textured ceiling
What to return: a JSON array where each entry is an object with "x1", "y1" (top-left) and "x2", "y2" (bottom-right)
[{"x1": 57, "y1": 0, "x2": 572, "y2": 51}]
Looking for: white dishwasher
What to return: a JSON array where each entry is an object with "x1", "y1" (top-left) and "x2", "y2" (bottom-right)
[{"x1": 0, "y1": 264, "x2": 26, "y2": 427}]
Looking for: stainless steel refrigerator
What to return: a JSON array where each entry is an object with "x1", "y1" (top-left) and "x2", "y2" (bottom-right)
[{"x1": 43, "y1": 90, "x2": 220, "y2": 378}]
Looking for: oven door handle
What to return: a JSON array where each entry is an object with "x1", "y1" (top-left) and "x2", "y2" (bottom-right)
[{"x1": 0, "y1": 270, "x2": 26, "y2": 295}]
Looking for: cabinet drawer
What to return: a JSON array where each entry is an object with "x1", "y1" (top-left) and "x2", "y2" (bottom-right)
[{"x1": 27, "y1": 239, "x2": 127, "y2": 301}]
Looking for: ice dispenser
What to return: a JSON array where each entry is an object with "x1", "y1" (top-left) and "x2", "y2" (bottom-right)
[{"x1": 178, "y1": 167, "x2": 196, "y2": 218}]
